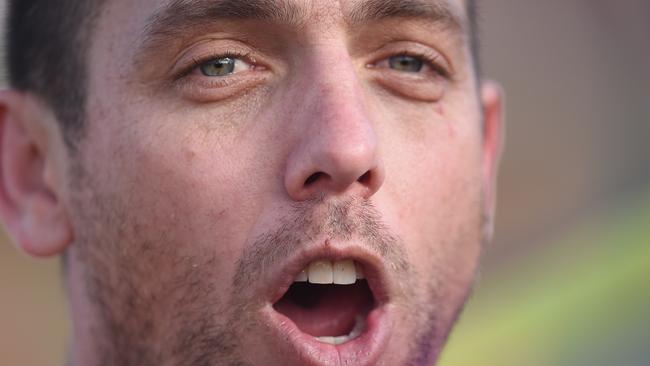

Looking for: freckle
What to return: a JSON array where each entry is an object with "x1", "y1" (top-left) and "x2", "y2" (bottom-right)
[{"x1": 184, "y1": 149, "x2": 197, "y2": 162}]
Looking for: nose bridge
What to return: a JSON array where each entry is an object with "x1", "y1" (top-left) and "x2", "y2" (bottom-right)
[
  {"x1": 307, "y1": 55, "x2": 374, "y2": 154},
  {"x1": 284, "y1": 46, "x2": 385, "y2": 201}
]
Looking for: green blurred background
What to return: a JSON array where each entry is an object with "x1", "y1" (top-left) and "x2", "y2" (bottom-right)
[{"x1": 1, "y1": 0, "x2": 649, "y2": 365}]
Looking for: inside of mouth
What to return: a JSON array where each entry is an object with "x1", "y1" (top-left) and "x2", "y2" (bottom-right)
[{"x1": 273, "y1": 280, "x2": 375, "y2": 337}]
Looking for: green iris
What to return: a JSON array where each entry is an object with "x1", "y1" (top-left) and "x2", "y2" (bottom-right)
[
  {"x1": 389, "y1": 55, "x2": 424, "y2": 72},
  {"x1": 200, "y1": 57, "x2": 236, "y2": 77}
]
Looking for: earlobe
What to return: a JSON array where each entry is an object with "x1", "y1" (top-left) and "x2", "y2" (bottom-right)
[
  {"x1": 480, "y1": 80, "x2": 505, "y2": 239},
  {"x1": 0, "y1": 90, "x2": 73, "y2": 257}
]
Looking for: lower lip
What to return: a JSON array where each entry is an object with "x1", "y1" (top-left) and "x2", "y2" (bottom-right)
[{"x1": 262, "y1": 303, "x2": 393, "y2": 366}]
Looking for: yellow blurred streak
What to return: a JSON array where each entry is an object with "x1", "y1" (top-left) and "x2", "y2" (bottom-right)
[{"x1": 439, "y1": 191, "x2": 650, "y2": 366}]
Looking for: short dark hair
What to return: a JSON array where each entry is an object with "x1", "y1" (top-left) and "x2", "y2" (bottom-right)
[
  {"x1": 7, "y1": 0, "x2": 105, "y2": 149},
  {"x1": 6, "y1": 0, "x2": 479, "y2": 149},
  {"x1": 467, "y1": 0, "x2": 481, "y2": 75}
]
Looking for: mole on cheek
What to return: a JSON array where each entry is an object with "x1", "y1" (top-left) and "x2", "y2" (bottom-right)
[{"x1": 184, "y1": 148, "x2": 197, "y2": 162}]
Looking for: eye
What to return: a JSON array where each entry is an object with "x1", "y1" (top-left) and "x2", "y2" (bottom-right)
[
  {"x1": 372, "y1": 50, "x2": 447, "y2": 78},
  {"x1": 369, "y1": 49, "x2": 449, "y2": 102},
  {"x1": 197, "y1": 56, "x2": 251, "y2": 77},
  {"x1": 388, "y1": 55, "x2": 424, "y2": 73},
  {"x1": 171, "y1": 45, "x2": 270, "y2": 102}
]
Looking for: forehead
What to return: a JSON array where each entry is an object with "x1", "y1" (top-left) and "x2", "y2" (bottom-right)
[
  {"x1": 98, "y1": 0, "x2": 469, "y2": 39},
  {"x1": 91, "y1": 0, "x2": 471, "y2": 81}
]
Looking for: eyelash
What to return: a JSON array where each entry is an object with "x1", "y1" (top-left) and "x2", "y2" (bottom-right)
[
  {"x1": 383, "y1": 49, "x2": 450, "y2": 78},
  {"x1": 174, "y1": 50, "x2": 254, "y2": 80}
]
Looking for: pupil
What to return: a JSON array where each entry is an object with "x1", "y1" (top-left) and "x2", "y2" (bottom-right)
[
  {"x1": 200, "y1": 58, "x2": 236, "y2": 76},
  {"x1": 389, "y1": 55, "x2": 423, "y2": 72}
]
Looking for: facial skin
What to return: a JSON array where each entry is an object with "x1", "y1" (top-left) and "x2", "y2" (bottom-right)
[{"x1": 0, "y1": 0, "x2": 503, "y2": 365}]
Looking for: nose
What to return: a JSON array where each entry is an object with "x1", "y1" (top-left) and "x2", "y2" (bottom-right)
[{"x1": 283, "y1": 52, "x2": 385, "y2": 202}]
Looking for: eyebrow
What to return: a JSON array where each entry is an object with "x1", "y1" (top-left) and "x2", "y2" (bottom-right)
[
  {"x1": 141, "y1": 0, "x2": 306, "y2": 44},
  {"x1": 139, "y1": 0, "x2": 465, "y2": 49}
]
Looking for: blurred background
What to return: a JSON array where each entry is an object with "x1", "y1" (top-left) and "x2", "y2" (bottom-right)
[{"x1": 1, "y1": 0, "x2": 649, "y2": 365}]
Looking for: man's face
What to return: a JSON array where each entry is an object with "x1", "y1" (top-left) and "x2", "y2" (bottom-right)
[{"x1": 64, "y1": 0, "x2": 499, "y2": 365}]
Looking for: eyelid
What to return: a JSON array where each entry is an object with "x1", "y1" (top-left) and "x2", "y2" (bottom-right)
[
  {"x1": 169, "y1": 41, "x2": 273, "y2": 102},
  {"x1": 174, "y1": 50, "x2": 256, "y2": 80},
  {"x1": 367, "y1": 42, "x2": 453, "y2": 78},
  {"x1": 170, "y1": 39, "x2": 265, "y2": 80}
]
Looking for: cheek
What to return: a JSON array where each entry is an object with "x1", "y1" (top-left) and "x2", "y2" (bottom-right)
[
  {"x1": 132, "y1": 142, "x2": 256, "y2": 258},
  {"x1": 82, "y1": 115, "x2": 271, "y2": 307},
  {"x1": 380, "y1": 112, "x2": 484, "y2": 290},
  {"x1": 81, "y1": 62, "x2": 290, "y2": 295}
]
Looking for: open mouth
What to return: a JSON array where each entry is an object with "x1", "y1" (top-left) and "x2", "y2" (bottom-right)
[
  {"x1": 261, "y1": 246, "x2": 394, "y2": 366},
  {"x1": 272, "y1": 259, "x2": 375, "y2": 345}
]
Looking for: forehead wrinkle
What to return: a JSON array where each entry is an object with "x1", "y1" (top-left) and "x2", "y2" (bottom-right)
[{"x1": 346, "y1": 0, "x2": 466, "y2": 32}]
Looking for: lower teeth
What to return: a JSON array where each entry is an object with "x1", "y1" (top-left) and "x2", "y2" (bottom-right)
[{"x1": 315, "y1": 314, "x2": 366, "y2": 345}]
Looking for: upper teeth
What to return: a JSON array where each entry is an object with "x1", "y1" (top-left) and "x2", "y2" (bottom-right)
[{"x1": 294, "y1": 259, "x2": 365, "y2": 285}]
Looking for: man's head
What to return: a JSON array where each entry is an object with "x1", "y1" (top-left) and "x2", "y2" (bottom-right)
[{"x1": 0, "y1": 0, "x2": 502, "y2": 365}]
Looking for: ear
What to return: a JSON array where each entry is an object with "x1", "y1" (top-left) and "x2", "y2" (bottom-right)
[
  {"x1": 480, "y1": 80, "x2": 505, "y2": 239},
  {"x1": 0, "y1": 90, "x2": 73, "y2": 257}
]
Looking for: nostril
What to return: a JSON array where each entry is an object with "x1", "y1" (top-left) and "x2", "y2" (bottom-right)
[
  {"x1": 305, "y1": 172, "x2": 327, "y2": 187},
  {"x1": 357, "y1": 171, "x2": 371, "y2": 185}
]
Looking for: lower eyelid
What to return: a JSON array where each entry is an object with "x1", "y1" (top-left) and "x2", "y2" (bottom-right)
[
  {"x1": 373, "y1": 76, "x2": 445, "y2": 102},
  {"x1": 185, "y1": 73, "x2": 244, "y2": 87},
  {"x1": 174, "y1": 70, "x2": 271, "y2": 102}
]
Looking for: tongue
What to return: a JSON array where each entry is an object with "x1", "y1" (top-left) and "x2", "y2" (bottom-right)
[{"x1": 274, "y1": 282, "x2": 373, "y2": 337}]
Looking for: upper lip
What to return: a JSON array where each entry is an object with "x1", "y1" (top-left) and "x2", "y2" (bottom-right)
[{"x1": 263, "y1": 238, "x2": 393, "y2": 306}]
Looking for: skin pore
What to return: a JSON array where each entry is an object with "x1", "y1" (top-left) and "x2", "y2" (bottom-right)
[{"x1": 0, "y1": 0, "x2": 503, "y2": 365}]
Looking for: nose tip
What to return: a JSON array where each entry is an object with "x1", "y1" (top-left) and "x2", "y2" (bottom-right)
[
  {"x1": 283, "y1": 99, "x2": 385, "y2": 202},
  {"x1": 286, "y1": 142, "x2": 385, "y2": 201}
]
